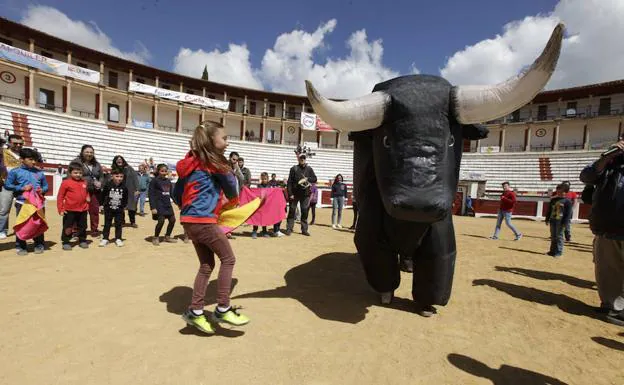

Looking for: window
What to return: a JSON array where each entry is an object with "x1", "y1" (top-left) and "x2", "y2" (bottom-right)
[
  {"x1": 249, "y1": 101, "x2": 257, "y2": 115},
  {"x1": 108, "y1": 103, "x2": 120, "y2": 123},
  {"x1": 287, "y1": 106, "x2": 295, "y2": 119},
  {"x1": 108, "y1": 71, "x2": 118, "y2": 88},
  {"x1": 537, "y1": 105, "x2": 548, "y2": 121},
  {"x1": 187, "y1": 89, "x2": 194, "y2": 95},
  {"x1": 41, "y1": 51, "x2": 53, "y2": 58},
  {"x1": 511, "y1": 109, "x2": 520, "y2": 122},
  {"x1": 229, "y1": 98, "x2": 237, "y2": 112},
  {"x1": 77, "y1": 62, "x2": 88, "y2": 69},
  {"x1": 136, "y1": 78, "x2": 145, "y2": 84},
  {"x1": 208, "y1": 94, "x2": 215, "y2": 99},
  {"x1": 269, "y1": 104, "x2": 276, "y2": 117},
  {"x1": 599, "y1": 98, "x2": 611, "y2": 116},
  {"x1": 161, "y1": 84, "x2": 171, "y2": 90},
  {"x1": 306, "y1": 107, "x2": 314, "y2": 113},
  {"x1": 566, "y1": 101, "x2": 577, "y2": 116},
  {"x1": 38, "y1": 89, "x2": 55, "y2": 110},
  {"x1": 0, "y1": 37, "x2": 12, "y2": 46}
]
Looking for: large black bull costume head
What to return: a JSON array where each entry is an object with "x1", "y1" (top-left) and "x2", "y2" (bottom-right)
[{"x1": 305, "y1": 24, "x2": 564, "y2": 315}]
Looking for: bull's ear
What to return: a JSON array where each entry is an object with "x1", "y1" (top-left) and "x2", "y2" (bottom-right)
[{"x1": 462, "y1": 124, "x2": 489, "y2": 140}]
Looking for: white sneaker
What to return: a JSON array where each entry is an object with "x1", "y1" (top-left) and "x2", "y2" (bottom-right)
[
  {"x1": 0, "y1": 232, "x2": 7, "y2": 239},
  {"x1": 332, "y1": 224, "x2": 337, "y2": 229},
  {"x1": 276, "y1": 231, "x2": 285, "y2": 237},
  {"x1": 115, "y1": 239, "x2": 124, "y2": 247},
  {"x1": 336, "y1": 224, "x2": 343, "y2": 229},
  {"x1": 99, "y1": 239, "x2": 109, "y2": 247}
]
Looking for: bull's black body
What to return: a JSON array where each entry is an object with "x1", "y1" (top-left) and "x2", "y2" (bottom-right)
[{"x1": 350, "y1": 75, "x2": 487, "y2": 306}]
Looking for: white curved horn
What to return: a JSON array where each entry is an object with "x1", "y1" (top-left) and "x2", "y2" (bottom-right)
[
  {"x1": 453, "y1": 23, "x2": 565, "y2": 125},
  {"x1": 305, "y1": 80, "x2": 390, "y2": 132}
]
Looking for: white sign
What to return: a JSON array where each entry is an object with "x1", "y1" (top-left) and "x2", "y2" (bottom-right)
[
  {"x1": 129, "y1": 81, "x2": 229, "y2": 110},
  {"x1": 132, "y1": 119, "x2": 153, "y2": 129},
  {"x1": 303, "y1": 141, "x2": 318, "y2": 149},
  {"x1": 0, "y1": 43, "x2": 101, "y2": 84},
  {"x1": 300, "y1": 112, "x2": 317, "y2": 130}
]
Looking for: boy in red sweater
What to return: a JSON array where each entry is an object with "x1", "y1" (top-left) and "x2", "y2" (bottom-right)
[
  {"x1": 490, "y1": 181, "x2": 522, "y2": 240},
  {"x1": 57, "y1": 161, "x2": 91, "y2": 250}
]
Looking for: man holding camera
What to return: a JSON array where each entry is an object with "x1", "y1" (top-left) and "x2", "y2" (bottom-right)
[
  {"x1": 285, "y1": 154, "x2": 317, "y2": 236},
  {"x1": 580, "y1": 139, "x2": 624, "y2": 326}
]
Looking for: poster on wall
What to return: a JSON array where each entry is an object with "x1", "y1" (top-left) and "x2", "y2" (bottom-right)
[
  {"x1": 128, "y1": 81, "x2": 229, "y2": 110},
  {"x1": 300, "y1": 112, "x2": 317, "y2": 130},
  {"x1": 479, "y1": 145, "x2": 500, "y2": 153},
  {"x1": 0, "y1": 43, "x2": 101, "y2": 84}
]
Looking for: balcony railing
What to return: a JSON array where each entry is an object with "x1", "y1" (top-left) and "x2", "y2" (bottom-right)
[
  {"x1": 72, "y1": 109, "x2": 96, "y2": 119},
  {"x1": 38, "y1": 103, "x2": 63, "y2": 112},
  {"x1": 321, "y1": 143, "x2": 337, "y2": 149},
  {"x1": 590, "y1": 140, "x2": 614, "y2": 150},
  {"x1": 245, "y1": 137, "x2": 262, "y2": 142},
  {"x1": 0, "y1": 93, "x2": 25, "y2": 105},
  {"x1": 530, "y1": 144, "x2": 553, "y2": 152},
  {"x1": 285, "y1": 112, "x2": 301, "y2": 120},
  {"x1": 505, "y1": 144, "x2": 525, "y2": 152},
  {"x1": 228, "y1": 135, "x2": 241, "y2": 141},
  {"x1": 341, "y1": 144, "x2": 354, "y2": 150},
  {"x1": 558, "y1": 143, "x2": 583, "y2": 150},
  {"x1": 285, "y1": 140, "x2": 299, "y2": 146},
  {"x1": 159, "y1": 124, "x2": 176, "y2": 132},
  {"x1": 267, "y1": 138, "x2": 281, "y2": 144}
]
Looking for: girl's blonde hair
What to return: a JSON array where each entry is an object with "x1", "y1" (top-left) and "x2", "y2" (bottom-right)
[{"x1": 190, "y1": 120, "x2": 230, "y2": 172}]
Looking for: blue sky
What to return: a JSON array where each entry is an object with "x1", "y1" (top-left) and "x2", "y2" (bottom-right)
[
  {"x1": 1, "y1": 0, "x2": 557, "y2": 74},
  {"x1": 1, "y1": 0, "x2": 621, "y2": 98}
]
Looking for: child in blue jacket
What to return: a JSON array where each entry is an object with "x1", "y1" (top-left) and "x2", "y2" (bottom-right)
[{"x1": 4, "y1": 148, "x2": 48, "y2": 255}]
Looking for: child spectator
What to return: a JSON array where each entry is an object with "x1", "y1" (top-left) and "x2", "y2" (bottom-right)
[
  {"x1": 4, "y1": 148, "x2": 48, "y2": 255},
  {"x1": 545, "y1": 184, "x2": 573, "y2": 258},
  {"x1": 100, "y1": 168, "x2": 128, "y2": 247},
  {"x1": 149, "y1": 164, "x2": 177, "y2": 245},
  {"x1": 252, "y1": 172, "x2": 270, "y2": 239},
  {"x1": 57, "y1": 161, "x2": 90, "y2": 250}
]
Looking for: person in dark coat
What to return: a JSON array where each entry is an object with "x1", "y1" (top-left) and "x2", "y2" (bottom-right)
[
  {"x1": 111, "y1": 155, "x2": 139, "y2": 227},
  {"x1": 149, "y1": 164, "x2": 177, "y2": 245},
  {"x1": 73, "y1": 145, "x2": 104, "y2": 235},
  {"x1": 285, "y1": 154, "x2": 317, "y2": 236}
]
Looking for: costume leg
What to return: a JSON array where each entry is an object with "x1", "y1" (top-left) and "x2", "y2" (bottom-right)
[{"x1": 411, "y1": 214, "x2": 457, "y2": 307}]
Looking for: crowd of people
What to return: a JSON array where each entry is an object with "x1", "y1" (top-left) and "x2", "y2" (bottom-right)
[{"x1": 2, "y1": 126, "x2": 623, "y2": 329}]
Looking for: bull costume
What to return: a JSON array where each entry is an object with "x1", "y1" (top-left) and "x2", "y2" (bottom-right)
[{"x1": 305, "y1": 24, "x2": 564, "y2": 316}]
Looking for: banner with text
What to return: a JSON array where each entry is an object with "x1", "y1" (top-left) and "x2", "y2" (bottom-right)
[
  {"x1": 300, "y1": 112, "x2": 335, "y2": 132},
  {"x1": 0, "y1": 43, "x2": 101, "y2": 84},
  {"x1": 128, "y1": 81, "x2": 229, "y2": 110}
]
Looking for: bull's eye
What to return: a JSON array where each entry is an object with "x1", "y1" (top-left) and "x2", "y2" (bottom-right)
[
  {"x1": 383, "y1": 136, "x2": 390, "y2": 148},
  {"x1": 448, "y1": 135, "x2": 455, "y2": 147}
]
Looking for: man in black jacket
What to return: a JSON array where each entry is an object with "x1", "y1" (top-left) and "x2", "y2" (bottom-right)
[
  {"x1": 285, "y1": 154, "x2": 317, "y2": 236},
  {"x1": 580, "y1": 139, "x2": 624, "y2": 326}
]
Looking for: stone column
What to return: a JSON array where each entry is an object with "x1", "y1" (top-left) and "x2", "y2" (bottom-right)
[
  {"x1": 524, "y1": 124, "x2": 532, "y2": 152},
  {"x1": 499, "y1": 126, "x2": 506, "y2": 152},
  {"x1": 64, "y1": 80, "x2": 72, "y2": 114},
  {"x1": 176, "y1": 105, "x2": 182, "y2": 132},
  {"x1": 126, "y1": 95, "x2": 132, "y2": 125},
  {"x1": 282, "y1": 100, "x2": 286, "y2": 119},
  {"x1": 280, "y1": 121, "x2": 285, "y2": 145},
  {"x1": 28, "y1": 70, "x2": 35, "y2": 107},
  {"x1": 243, "y1": 95, "x2": 248, "y2": 114},
  {"x1": 99, "y1": 62, "x2": 105, "y2": 86},
  {"x1": 29, "y1": 39, "x2": 34, "y2": 52},
  {"x1": 583, "y1": 123, "x2": 590, "y2": 150},
  {"x1": 335, "y1": 131, "x2": 341, "y2": 149},
  {"x1": 66, "y1": 51, "x2": 72, "y2": 64},
  {"x1": 153, "y1": 100, "x2": 159, "y2": 129},
  {"x1": 552, "y1": 122, "x2": 560, "y2": 151}
]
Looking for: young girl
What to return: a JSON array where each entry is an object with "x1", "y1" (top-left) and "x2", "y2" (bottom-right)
[
  {"x1": 331, "y1": 174, "x2": 348, "y2": 229},
  {"x1": 172, "y1": 121, "x2": 249, "y2": 334},
  {"x1": 149, "y1": 164, "x2": 177, "y2": 245}
]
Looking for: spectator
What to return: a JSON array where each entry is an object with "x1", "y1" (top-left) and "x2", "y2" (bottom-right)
[
  {"x1": 73, "y1": 145, "x2": 104, "y2": 235},
  {"x1": 490, "y1": 181, "x2": 522, "y2": 241},
  {"x1": 580, "y1": 139, "x2": 624, "y2": 325},
  {"x1": 331, "y1": 174, "x2": 348, "y2": 229},
  {"x1": 228, "y1": 151, "x2": 245, "y2": 193},
  {"x1": 111, "y1": 155, "x2": 140, "y2": 228},
  {"x1": 561, "y1": 181, "x2": 577, "y2": 242},
  {"x1": 138, "y1": 164, "x2": 151, "y2": 216},
  {"x1": 285, "y1": 154, "x2": 317, "y2": 236},
  {"x1": 238, "y1": 157, "x2": 252, "y2": 187},
  {"x1": 545, "y1": 184, "x2": 572, "y2": 258},
  {"x1": 0, "y1": 134, "x2": 24, "y2": 239}
]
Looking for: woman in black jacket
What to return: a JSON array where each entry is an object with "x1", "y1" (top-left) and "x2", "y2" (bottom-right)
[
  {"x1": 74, "y1": 145, "x2": 104, "y2": 235},
  {"x1": 149, "y1": 164, "x2": 177, "y2": 245}
]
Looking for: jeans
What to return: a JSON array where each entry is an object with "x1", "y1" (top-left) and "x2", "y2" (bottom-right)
[
  {"x1": 103, "y1": 210, "x2": 123, "y2": 241},
  {"x1": 549, "y1": 221, "x2": 564, "y2": 255},
  {"x1": 15, "y1": 203, "x2": 45, "y2": 250},
  {"x1": 565, "y1": 220, "x2": 572, "y2": 241},
  {"x1": 139, "y1": 191, "x2": 147, "y2": 214},
  {"x1": 493, "y1": 210, "x2": 520, "y2": 238},
  {"x1": 593, "y1": 235, "x2": 624, "y2": 311},
  {"x1": 155, "y1": 214, "x2": 176, "y2": 237},
  {"x1": 62, "y1": 211, "x2": 87, "y2": 244},
  {"x1": 332, "y1": 196, "x2": 345, "y2": 225},
  {"x1": 0, "y1": 187, "x2": 14, "y2": 234}
]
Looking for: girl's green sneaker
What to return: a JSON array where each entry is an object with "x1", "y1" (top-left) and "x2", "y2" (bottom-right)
[
  {"x1": 182, "y1": 310, "x2": 215, "y2": 334},
  {"x1": 212, "y1": 306, "x2": 250, "y2": 326}
]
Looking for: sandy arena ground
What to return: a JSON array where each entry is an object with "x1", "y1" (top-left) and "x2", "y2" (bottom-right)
[{"x1": 0, "y1": 208, "x2": 622, "y2": 385}]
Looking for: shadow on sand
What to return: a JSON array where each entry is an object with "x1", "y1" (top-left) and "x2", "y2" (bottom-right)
[
  {"x1": 495, "y1": 266, "x2": 596, "y2": 290},
  {"x1": 232, "y1": 252, "x2": 415, "y2": 324},
  {"x1": 591, "y1": 336, "x2": 624, "y2": 351},
  {"x1": 472, "y1": 279, "x2": 604, "y2": 322},
  {"x1": 447, "y1": 353, "x2": 568, "y2": 384}
]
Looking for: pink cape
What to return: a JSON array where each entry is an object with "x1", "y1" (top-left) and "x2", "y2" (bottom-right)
[
  {"x1": 13, "y1": 190, "x2": 48, "y2": 240},
  {"x1": 239, "y1": 186, "x2": 287, "y2": 226}
]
